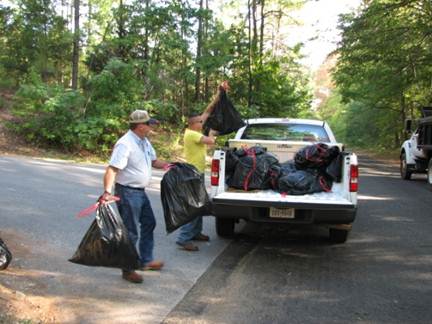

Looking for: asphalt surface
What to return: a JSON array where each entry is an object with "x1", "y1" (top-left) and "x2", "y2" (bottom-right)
[
  {"x1": 0, "y1": 155, "x2": 229, "y2": 323},
  {"x1": 1, "y1": 155, "x2": 431, "y2": 323},
  {"x1": 163, "y1": 157, "x2": 432, "y2": 324}
]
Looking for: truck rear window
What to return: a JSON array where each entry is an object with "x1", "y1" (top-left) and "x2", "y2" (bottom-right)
[{"x1": 241, "y1": 123, "x2": 330, "y2": 142}]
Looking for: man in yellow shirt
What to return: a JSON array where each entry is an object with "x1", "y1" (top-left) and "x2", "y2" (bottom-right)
[{"x1": 176, "y1": 82, "x2": 229, "y2": 251}]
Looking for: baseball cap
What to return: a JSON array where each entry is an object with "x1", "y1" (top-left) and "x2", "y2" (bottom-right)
[{"x1": 129, "y1": 110, "x2": 160, "y2": 125}]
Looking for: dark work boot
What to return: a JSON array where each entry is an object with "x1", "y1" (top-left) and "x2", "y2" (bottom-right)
[{"x1": 122, "y1": 270, "x2": 143, "y2": 284}]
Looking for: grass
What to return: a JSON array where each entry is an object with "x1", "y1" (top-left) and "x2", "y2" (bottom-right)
[{"x1": 0, "y1": 314, "x2": 41, "y2": 324}]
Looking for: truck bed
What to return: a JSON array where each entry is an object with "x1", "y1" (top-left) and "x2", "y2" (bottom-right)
[{"x1": 213, "y1": 186, "x2": 355, "y2": 210}]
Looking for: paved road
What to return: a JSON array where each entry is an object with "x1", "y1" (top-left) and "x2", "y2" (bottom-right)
[
  {"x1": 1, "y1": 155, "x2": 431, "y2": 323},
  {"x1": 163, "y1": 158, "x2": 432, "y2": 324},
  {"x1": 0, "y1": 155, "x2": 229, "y2": 323}
]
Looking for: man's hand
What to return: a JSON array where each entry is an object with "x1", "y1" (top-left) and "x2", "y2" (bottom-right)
[
  {"x1": 220, "y1": 80, "x2": 230, "y2": 91},
  {"x1": 163, "y1": 163, "x2": 175, "y2": 171},
  {"x1": 98, "y1": 191, "x2": 113, "y2": 204}
]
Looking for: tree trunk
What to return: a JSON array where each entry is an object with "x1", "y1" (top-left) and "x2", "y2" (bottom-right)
[
  {"x1": 259, "y1": 0, "x2": 265, "y2": 58},
  {"x1": 252, "y1": 0, "x2": 258, "y2": 54},
  {"x1": 204, "y1": 0, "x2": 209, "y2": 101},
  {"x1": 117, "y1": 0, "x2": 127, "y2": 59},
  {"x1": 87, "y1": 0, "x2": 92, "y2": 48},
  {"x1": 144, "y1": 0, "x2": 150, "y2": 61},
  {"x1": 71, "y1": 0, "x2": 80, "y2": 90},
  {"x1": 400, "y1": 92, "x2": 407, "y2": 142},
  {"x1": 247, "y1": 0, "x2": 253, "y2": 107},
  {"x1": 194, "y1": 0, "x2": 204, "y2": 102},
  {"x1": 180, "y1": 3, "x2": 187, "y2": 115}
]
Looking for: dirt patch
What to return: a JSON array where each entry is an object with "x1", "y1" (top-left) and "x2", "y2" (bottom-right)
[
  {"x1": 0, "y1": 282, "x2": 59, "y2": 323},
  {"x1": 0, "y1": 231, "x2": 61, "y2": 323}
]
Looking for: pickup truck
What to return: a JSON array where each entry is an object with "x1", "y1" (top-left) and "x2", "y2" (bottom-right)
[
  {"x1": 210, "y1": 118, "x2": 358, "y2": 243},
  {"x1": 400, "y1": 107, "x2": 432, "y2": 188}
]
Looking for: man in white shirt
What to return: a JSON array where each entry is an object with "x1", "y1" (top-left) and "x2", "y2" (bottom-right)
[{"x1": 101, "y1": 110, "x2": 170, "y2": 284}]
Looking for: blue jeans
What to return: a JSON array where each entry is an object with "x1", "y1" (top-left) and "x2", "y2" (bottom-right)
[
  {"x1": 115, "y1": 184, "x2": 155, "y2": 268},
  {"x1": 176, "y1": 216, "x2": 203, "y2": 245}
]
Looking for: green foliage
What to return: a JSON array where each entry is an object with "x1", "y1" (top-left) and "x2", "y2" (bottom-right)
[
  {"x1": 319, "y1": 90, "x2": 401, "y2": 149},
  {"x1": 75, "y1": 116, "x2": 123, "y2": 154},
  {"x1": 150, "y1": 125, "x2": 184, "y2": 161},
  {"x1": 0, "y1": 0, "x2": 72, "y2": 84},
  {"x1": 318, "y1": 91, "x2": 347, "y2": 141},
  {"x1": 86, "y1": 58, "x2": 142, "y2": 116},
  {"x1": 2, "y1": 0, "x2": 313, "y2": 156},
  {"x1": 251, "y1": 53, "x2": 312, "y2": 118},
  {"x1": 333, "y1": 0, "x2": 432, "y2": 148},
  {"x1": 12, "y1": 71, "x2": 84, "y2": 149}
]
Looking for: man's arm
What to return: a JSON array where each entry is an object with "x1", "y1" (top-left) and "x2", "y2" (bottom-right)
[
  {"x1": 99, "y1": 165, "x2": 119, "y2": 202},
  {"x1": 103, "y1": 165, "x2": 119, "y2": 194},
  {"x1": 152, "y1": 159, "x2": 170, "y2": 170},
  {"x1": 201, "y1": 81, "x2": 230, "y2": 124},
  {"x1": 200, "y1": 134, "x2": 216, "y2": 146}
]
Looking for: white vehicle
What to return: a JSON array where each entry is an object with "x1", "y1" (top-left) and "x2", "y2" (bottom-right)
[
  {"x1": 400, "y1": 107, "x2": 432, "y2": 188},
  {"x1": 210, "y1": 118, "x2": 358, "y2": 243}
]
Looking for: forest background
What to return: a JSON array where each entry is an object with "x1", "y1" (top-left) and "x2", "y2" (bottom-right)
[{"x1": 0, "y1": 0, "x2": 431, "y2": 160}]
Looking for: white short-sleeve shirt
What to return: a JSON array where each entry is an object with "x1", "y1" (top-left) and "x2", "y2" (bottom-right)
[{"x1": 109, "y1": 130, "x2": 157, "y2": 188}]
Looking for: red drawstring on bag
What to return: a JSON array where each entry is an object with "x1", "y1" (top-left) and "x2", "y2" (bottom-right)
[
  {"x1": 76, "y1": 196, "x2": 120, "y2": 218},
  {"x1": 319, "y1": 176, "x2": 331, "y2": 192},
  {"x1": 243, "y1": 148, "x2": 257, "y2": 191}
]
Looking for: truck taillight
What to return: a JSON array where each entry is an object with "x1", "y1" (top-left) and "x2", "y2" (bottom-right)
[
  {"x1": 350, "y1": 164, "x2": 359, "y2": 192},
  {"x1": 211, "y1": 159, "x2": 220, "y2": 186}
]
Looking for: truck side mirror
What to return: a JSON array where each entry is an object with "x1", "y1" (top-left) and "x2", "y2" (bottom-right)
[{"x1": 405, "y1": 119, "x2": 412, "y2": 134}]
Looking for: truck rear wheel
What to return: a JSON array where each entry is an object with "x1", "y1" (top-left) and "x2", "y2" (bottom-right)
[
  {"x1": 216, "y1": 218, "x2": 235, "y2": 237},
  {"x1": 400, "y1": 152, "x2": 412, "y2": 180},
  {"x1": 427, "y1": 158, "x2": 432, "y2": 190},
  {"x1": 329, "y1": 228, "x2": 349, "y2": 244}
]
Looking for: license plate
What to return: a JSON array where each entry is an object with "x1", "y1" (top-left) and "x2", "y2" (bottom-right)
[{"x1": 269, "y1": 207, "x2": 295, "y2": 219}]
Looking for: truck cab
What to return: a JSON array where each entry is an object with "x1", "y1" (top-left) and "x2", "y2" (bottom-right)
[{"x1": 400, "y1": 107, "x2": 432, "y2": 189}]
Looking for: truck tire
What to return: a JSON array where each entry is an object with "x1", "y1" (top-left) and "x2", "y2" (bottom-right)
[
  {"x1": 400, "y1": 152, "x2": 412, "y2": 180},
  {"x1": 329, "y1": 228, "x2": 349, "y2": 244},
  {"x1": 216, "y1": 218, "x2": 235, "y2": 237},
  {"x1": 427, "y1": 158, "x2": 432, "y2": 191}
]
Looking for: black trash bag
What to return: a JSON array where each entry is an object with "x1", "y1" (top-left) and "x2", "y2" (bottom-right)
[
  {"x1": 203, "y1": 88, "x2": 245, "y2": 135},
  {"x1": 326, "y1": 152, "x2": 343, "y2": 182},
  {"x1": 295, "y1": 143, "x2": 340, "y2": 170},
  {"x1": 161, "y1": 163, "x2": 212, "y2": 233},
  {"x1": 69, "y1": 204, "x2": 140, "y2": 269},
  {"x1": 225, "y1": 148, "x2": 241, "y2": 180},
  {"x1": 267, "y1": 163, "x2": 282, "y2": 190},
  {"x1": 280, "y1": 160, "x2": 297, "y2": 176},
  {"x1": 278, "y1": 169, "x2": 332, "y2": 195},
  {"x1": 227, "y1": 147, "x2": 280, "y2": 191},
  {"x1": 0, "y1": 238, "x2": 12, "y2": 270}
]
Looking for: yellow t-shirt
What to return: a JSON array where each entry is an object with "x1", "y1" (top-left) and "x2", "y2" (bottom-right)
[{"x1": 184, "y1": 128, "x2": 206, "y2": 172}]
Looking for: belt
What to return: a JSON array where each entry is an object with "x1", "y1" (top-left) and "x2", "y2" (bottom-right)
[{"x1": 115, "y1": 183, "x2": 145, "y2": 191}]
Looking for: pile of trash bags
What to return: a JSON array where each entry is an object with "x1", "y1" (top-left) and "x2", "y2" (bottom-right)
[
  {"x1": 203, "y1": 87, "x2": 245, "y2": 136},
  {"x1": 0, "y1": 237, "x2": 12, "y2": 270},
  {"x1": 225, "y1": 143, "x2": 342, "y2": 195},
  {"x1": 69, "y1": 203, "x2": 140, "y2": 269},
  {"x1": 161, "y1": 163, "x2": 212, "y2": 233}
]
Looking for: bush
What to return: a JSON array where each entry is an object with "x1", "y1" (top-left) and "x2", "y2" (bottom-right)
[
  {"x1": 12, "y1": 73, "x2": 84, "y2": 150},
  {"x1": 75, "y1": 116, "x2": 125, "y2": 155}
]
